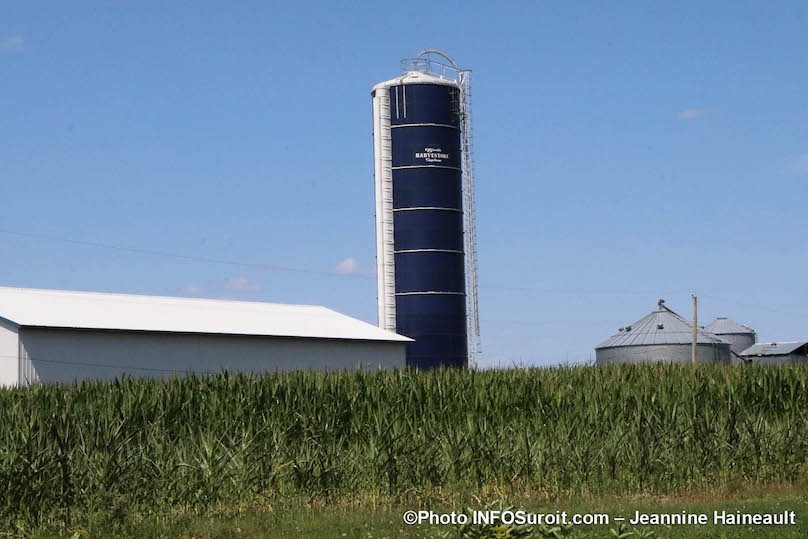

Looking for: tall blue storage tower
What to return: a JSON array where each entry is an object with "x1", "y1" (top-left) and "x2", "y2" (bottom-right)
[{"x1": 372, "y1": 50, "x2": 480, "y2": 369}]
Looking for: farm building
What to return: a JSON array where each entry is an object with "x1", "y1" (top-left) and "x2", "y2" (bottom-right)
[
  {"x1": 740, "y1": 341, "x2": 808, "y2": 365},
  {"x1": 703, "y1": 317, "x2": 757, "y2": 355},
  {"x1": 0, "y1": 287, "x2": 410, "y2": 387},
  {"x1": 595, "y1": 299, "x2": 731, "y2": 365}
]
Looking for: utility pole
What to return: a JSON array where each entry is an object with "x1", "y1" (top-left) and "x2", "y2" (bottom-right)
[{"x1": 691, "y1": 293, "x2": 698, "y2": 365}]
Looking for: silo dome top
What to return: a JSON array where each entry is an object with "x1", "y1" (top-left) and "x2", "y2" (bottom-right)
[
  {"x1": 596, "y1": 299, "x2": 727, "y2": 349},
  {"x1": 373, "y1": 49, "x2": 468, "y2": 92},
  {"x1": 703, "y1": 317, "x2": 756, "y2": 336},
  {"x1": 372, "y1": 70, "x2": 460, "y2": 91}
]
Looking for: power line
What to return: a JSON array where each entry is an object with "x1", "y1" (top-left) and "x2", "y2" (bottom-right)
[
  {"x1": 0, "y1": 227, "x2": 372, "y2": 280},
  {"x1": 2, "y1": 227, "x2": 807, "y2": 320},
  {"x1": 0, "y1": 228, "x2": 693, "y2": 297},
  {"x1": 0, "y1": 227, "x2": 657, "y2": 295}
]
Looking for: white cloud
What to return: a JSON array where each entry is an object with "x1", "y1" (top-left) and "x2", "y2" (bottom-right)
[
  {"x1": 791, "y1": 153, "x2": 808, "y2": 174},
  {"x1": 1, "y1": 34, "x2": 23, "y2": 53},
  {"x1": 179, "y1": 285, "x2": 205, "y2": 296},
  {"x1": 334, "y1": 257, "x2": 360, "y2": 275},
  {"x1": 677, "y1": 108, "x2": 708, "y2": 121},
  {"x1": 222, "y1": 276, "x2": 261, "y2": 292}
]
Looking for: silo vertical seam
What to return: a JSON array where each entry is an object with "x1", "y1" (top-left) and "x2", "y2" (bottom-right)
[
  {"x1": 373, "y1": 93, "x2": 385, "y2": 328},
  {"x1": 373, "y1": 87, "x2": 396, "y2": 331}
]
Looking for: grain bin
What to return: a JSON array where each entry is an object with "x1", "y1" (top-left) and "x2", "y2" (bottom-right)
[
  {"x1": 595, "y1": 299, "x2": 731, "y2": 365},
  {"x1": 703, "y1": 317, "x2": 757, "y2": 355}
]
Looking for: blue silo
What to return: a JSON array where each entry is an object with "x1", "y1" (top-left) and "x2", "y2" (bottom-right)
[{"x1": 372, "y1": 51, "x2": 479, "y2": 369}]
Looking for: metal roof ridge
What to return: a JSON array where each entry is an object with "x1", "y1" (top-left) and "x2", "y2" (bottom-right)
[
  {"x1": 0, "y1": 285, "x2": 324, "y2": 310},
  {"x1": 0, "y1": 286, "x2": 413, "y2": 343}
]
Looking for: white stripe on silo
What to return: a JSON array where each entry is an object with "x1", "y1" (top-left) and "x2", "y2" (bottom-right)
[{"x1": 372, "y1": 87, "x2": 396, "y2": 331}]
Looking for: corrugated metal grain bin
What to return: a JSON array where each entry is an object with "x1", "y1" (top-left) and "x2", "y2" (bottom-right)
[
  {"x1": 595, "y1": 299, "x2": 731, "y2": 365},
  {"x1": 704, "y1": 317, "x2": 757, "y2": 355}
]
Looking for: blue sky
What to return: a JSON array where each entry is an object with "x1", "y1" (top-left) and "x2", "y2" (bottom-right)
[{"x1": 1, "y1": 2, "x2": 806, "y2": 367}]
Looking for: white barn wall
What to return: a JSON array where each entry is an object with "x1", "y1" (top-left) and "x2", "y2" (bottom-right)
[
  {"x1": 0, "y1": 318, "x2": 19, "y2": 386},
  {"x1": 19, "y1": 328, "x2": 406, "y2": 385}
]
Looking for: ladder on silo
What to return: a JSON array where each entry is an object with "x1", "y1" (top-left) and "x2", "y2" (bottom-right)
[{"x1": 459, "y1": 70, "x2": 481, "y2": 369}]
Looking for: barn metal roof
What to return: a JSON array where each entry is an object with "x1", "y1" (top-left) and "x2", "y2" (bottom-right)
[
  {"x1": 596, "y1": 299, "x2": 727, "y2": 349},
  {"x1": 740, "y1": 341, "x2": 807, "y2": 356},
  {"x1": 0, "y1": 287, "x2": 411, "y2": 343},
  {"x1": 703, "y1": 317, "x2": 756, "y2": 336}
]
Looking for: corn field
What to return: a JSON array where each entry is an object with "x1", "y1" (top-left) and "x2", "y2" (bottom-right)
[{"x1": 1, "y1": 364, "x2": 807, "y2": 530}]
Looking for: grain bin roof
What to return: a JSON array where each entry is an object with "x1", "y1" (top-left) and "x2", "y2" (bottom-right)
[
  {"x1": 0, "y1": 287, "x2": 411, "y2": 343},
  {"x1": 596, "y1": 299, "x2": 726, "y2": 349},
  {"x1": 740, "y1": 341, "x2": 807, "y2": 357},
  {"x1": 703, "y1": 317, "x2": 755, "y2": 336}
]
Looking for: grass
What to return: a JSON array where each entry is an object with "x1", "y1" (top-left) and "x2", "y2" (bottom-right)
[
  {"x1": 1, "y1": 363, "x2": 807, "y2": 536},
  {"x1": 26, "y1": 484, "x2": 808, "y2": 538}
]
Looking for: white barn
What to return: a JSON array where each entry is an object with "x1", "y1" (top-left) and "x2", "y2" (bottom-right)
[{"x1": 0, "y1": 287, "x2": 410, "y2": 387}]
